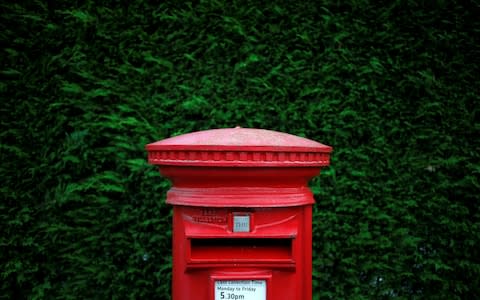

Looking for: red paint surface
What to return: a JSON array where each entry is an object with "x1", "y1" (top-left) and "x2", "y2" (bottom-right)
[{"x1": 146, "y1": 128, "x2": 332, "y2": 300}]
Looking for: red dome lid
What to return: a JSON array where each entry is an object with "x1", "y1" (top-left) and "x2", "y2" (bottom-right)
[{"x1": 146, "y1": 128, "x2": 332, "y2": 167}]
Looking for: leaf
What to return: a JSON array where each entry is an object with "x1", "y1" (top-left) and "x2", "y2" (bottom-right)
[
  {"x1": 61, "y1": 82, "x2": 83, "y2": 94},
  {"x1": 143, "y1": 52, "x2": 174, "y2": 69}
]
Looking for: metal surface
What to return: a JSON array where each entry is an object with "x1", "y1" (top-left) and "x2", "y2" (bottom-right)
[
  {"x1": 146, "y1": 128, "x2": 332, "y2": 300},
  {"x1": 146, "y1": 127, "x2": 332, "y2": 167}
]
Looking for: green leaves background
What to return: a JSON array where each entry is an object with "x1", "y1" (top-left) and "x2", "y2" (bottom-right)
[{"x1": 1, "y1": 1, "x2": 479, "y2": 299}]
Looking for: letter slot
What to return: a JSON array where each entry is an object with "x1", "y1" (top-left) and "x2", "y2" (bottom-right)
[{"x1": 189, "y1": 238, "x2": 294, "y2": 262}]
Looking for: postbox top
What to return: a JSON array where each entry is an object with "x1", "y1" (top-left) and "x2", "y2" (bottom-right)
[{"x1": 146, "y1": 128, "x2": 332, "y2": 167}]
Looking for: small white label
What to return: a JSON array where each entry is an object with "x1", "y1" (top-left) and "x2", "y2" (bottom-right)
[
  {"x1": 215, "y1": 280, "x2": 266, "y2": 300},
  {"x1": 233, "y1": 215, "x2": 250, "y2": 232}
]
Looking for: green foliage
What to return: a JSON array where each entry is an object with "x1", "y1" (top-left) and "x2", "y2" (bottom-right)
[{"x1": 1, "y1": 0, "x2": 479, "y2": 298}]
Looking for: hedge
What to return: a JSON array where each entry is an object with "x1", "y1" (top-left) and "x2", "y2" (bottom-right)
[{"x1": 1, "y1": 1, "x2": 479, "y2": 299}]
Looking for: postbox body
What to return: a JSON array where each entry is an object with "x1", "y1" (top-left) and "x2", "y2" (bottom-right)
[{"x1": 147, "y1": 128, "x2": 332, "y2": 300}]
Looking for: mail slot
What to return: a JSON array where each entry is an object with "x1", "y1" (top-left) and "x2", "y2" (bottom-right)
[
  {"x1": 146, "y1": 128, "x2": 332, "y2": 300},
  {"x1": 190, "y1": 238, "x2": 293, "y2": 260}
]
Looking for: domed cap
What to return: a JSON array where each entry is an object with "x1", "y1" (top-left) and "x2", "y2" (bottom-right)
[{"x1": 146, "y1": 127, "x2": 332, "y2": 167}]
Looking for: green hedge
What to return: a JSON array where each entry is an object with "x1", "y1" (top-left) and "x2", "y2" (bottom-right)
[{"x1": 1, "y1": 1, "x2": 479, "y2": 299}]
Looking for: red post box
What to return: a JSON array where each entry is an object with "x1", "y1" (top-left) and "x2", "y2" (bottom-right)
[{"x1": 146, "y1": 128, "x2": 332, "y2": 300}]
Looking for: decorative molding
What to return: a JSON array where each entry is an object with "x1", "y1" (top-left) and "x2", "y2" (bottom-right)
[
  {"x1": 166, "y1": 186, "x2": 315, "y2": 207},
  {"x1": 148, "y1": 150, "x2": 330, "y2": 166}
]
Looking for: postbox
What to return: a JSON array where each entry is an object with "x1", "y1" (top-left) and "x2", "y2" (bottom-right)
[{"x1": 146, "y1": 128, "x2": 332, "y2": 300}]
